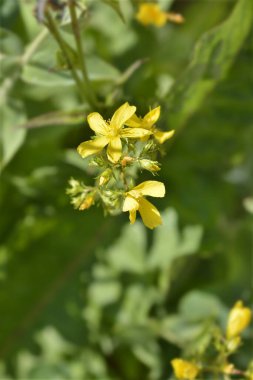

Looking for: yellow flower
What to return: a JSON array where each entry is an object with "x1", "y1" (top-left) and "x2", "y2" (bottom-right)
[
  {"x1": 123, "y1": 180, "x2": 165, "y2": 229},
  {"x1": 77, "y1": 103, "x2": 151, "y2": 163},
  {"x1": 171, "y1": 358, "x2": 199, "y2": 380},
  {"x1": 223, "y1": 363, "x2": 235, "y2": 375},
  {"x1": 136, "y1": 3, "x2": 184, "y2": 28},
  {"x1": 226, "y1": 300, "x2": 252, "y2": 339},
  {"x1": 125, "y1": 106, "x2": 174, "y2": 144}
]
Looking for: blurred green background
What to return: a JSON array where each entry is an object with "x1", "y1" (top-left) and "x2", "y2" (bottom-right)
[{"x1": 0, "y1": 0, "x2": 252, "y2": 379}]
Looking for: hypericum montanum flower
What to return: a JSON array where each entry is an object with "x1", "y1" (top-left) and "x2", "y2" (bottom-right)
[
  {"x1": 226, "y1": 300, "x2": 252, "y2": 339},
  {"x1": 171, "y1": 358, "x2": 199, "y2": 380},
  {"x1": 125, "y1": 106, "x2": 174, "y2": 144},
  {"x1": 123, "y1": 181, "x2": 165, "y2": 229},
  {"x1": 77, "y1": 103, "x2": 151, "y2": 163},
  {"x1": 136, "y1": 3, "x2": 184, "y2": 28}
]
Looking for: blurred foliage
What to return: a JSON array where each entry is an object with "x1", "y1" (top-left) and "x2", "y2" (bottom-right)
[{"x1": 0, "y1": 0, "x2": 252, "y2": 379}]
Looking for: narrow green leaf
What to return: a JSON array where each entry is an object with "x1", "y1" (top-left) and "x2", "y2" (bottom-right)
[
  {"x1": 18, "y1": 109, "x2": 86, "y2": 129},
  {"x1": 101, "y1": 0, "x2": 125, "y2": 22},
  {"x1": 167, "y1": 0, "x2": 253, "y2": 128},
  {"x1": 0, "y1": 103, "x2": 27, "y2": 171}
]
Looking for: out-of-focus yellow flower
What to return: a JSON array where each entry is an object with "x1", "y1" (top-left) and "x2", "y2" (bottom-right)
[
  {"x1": 136, "y1": 3, "x2": 184, "y2": 28},
  {"x1": 77, "y1": 103, "x2": 151, "y2": 163},
  {"x1": 223, "y1": 363, "x2": 235, "y2": 375},
  {"x1": 226, "y1": 336, "x2": 241, "y2": 352},
  {"x1": 171, "y1": 358, "x2": 199, "y2": 380},
  {"x1": 79, "y1": 194, "x2": 95, "y2": 210},
  {"x1": 226, "y1": 300, "x2": 252, "y2": 339},
  {"x1": 125, "y1": 106, "x2": 174, "y2": 144},
  {"x1": 123, "y1": 180, "x2": 165, "y2": 229}
]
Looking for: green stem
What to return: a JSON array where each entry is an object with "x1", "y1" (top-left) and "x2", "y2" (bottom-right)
[
  {"x1": 45, "y1": 10, "x2": 86, "y2": 103},
  {"x1": 68, "y1": 0, "x2": 98, "y2": 108},
  {"x1": 121, "y1": 167, "x2": 129, "y2": 190},
  {"x1": 22, "y1": 28, "x2": 48, "y2": 64}
]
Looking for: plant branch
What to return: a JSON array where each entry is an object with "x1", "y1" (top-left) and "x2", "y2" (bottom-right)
[
  {"x1": 45, "y1": 10, "x2": 86, "y2": 103},
  {"x1": 68, "y1": 0, "x2": 98, "y2": 108}
]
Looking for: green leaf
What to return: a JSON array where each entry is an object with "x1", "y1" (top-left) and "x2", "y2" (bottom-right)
[
  {"x1": 22, "y1": 64, "x2": 75, "y2": 87},
  {"x1": 179, "y1": 290, "x2": 227, "y2": 323},
  {"x1": 106, "y1": 222, "x2": 146, "y2": 274},
  {"x1": 22, "y1": 56, "x2": 120, "y2": 87},
  {"x1": 0, "y1": 27, "x2": 23, "y2": 56},
  {"x1": 100, "y1": 0, "x2": 125, "y2": 22},
  {"x1": 148, "y1": 209, "x2": 203, "y2": 269},
  {"x1": 18, "y1": 109, "x2": 86, "y2": 129},
  {"x1": 167, "y1": 0, "x2": 253, "y2": 128},
  {"x1": 0, "y1": 103, "x2": 27, "y2": 171}
]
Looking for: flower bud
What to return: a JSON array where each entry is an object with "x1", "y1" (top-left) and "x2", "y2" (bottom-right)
[
  {"x1": 121, "y1": 156, "x2": 134, "y2": 167},
  {"x1": 226, "y1": 300, "x2": 252, "y2": 339},
  {"x1": 223, "y1": 363, "x2": 235, "y2": 375},
  {"x1": 139, "y1": 159, "x2": 160, "y2": 173},
  {"x1": 79, "y1": 194, "x2": 95, "y2": 210},
  {"x1": 166, "y1": 12, "x2": 185, "y2": 24},
  {"x1": 171, "y1": 358, "x2": 199, "y2": 380},
  {"x1": 98, "y1": 169, "x2": 112, "y2": 186},
  {"x1": 226, "y1": 336, "x2": 241, "y2": 352}
]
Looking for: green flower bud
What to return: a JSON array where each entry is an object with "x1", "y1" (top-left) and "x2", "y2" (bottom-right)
[
  {"x1": 98, "y1": 169, "x2": 112, "y2": 186},
  {"x1": 139, "y1": 159, "x2": 160, "y2": 173}
]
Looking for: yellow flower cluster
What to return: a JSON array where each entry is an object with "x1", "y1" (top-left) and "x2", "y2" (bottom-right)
[
  {"x1": 77, "y1": 103, "x2": 150, "y2": 163},
  {"x1": 77, "y1": 103, "x2": 174, "y2": 162},
  {"x1": 136, "y1": 3, "x2": 184, "y2": 28},
  {"x1": 72, "y1": 103, "x2": 174, "y2": 229}
]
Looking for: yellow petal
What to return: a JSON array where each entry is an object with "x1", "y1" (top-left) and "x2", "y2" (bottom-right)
[
  {"x1": 153, "y1": 13, "x2": 167, "y2": 27},
  {"x1": 138, "y1": 198, "x2": 162, "y2": 229},
  {"x1": 120, "y1": 127, "x2": 151, "y2": 139},
  {"x1": 136, "y1": 4, "x2": 167, "y2": 27},
  {"x1": 129, "y1": 210, "x2": 137, "y2": 224},
  {"x1": 87, "y1": 112, "x2": 109, "y2": 136},
  {"x1": 132, "y1": 181, "x2": 165, "y2": 198},
  {"x1": 226, "y1": 300, "x2": 252, "y2": 339},
  {"x1": 110, "y1": 103, "x2": 136, "y2": 130},
  {"x1": 77, "y1": 136, "x2": 109, "y2": 158},
  {"x1": 143, "y1": 106, "x2": 160, "y2": 128},
  {"x1": 171, "y1": 358, "x2": 199, "y2": 380},
  {"x1": 107, "y1": 137, "x2": 122, "y2": 163},
  {"x1": 123, "y1": 195, "x2": 139, "y2": 212},
  {"x1": 124, "y1": 114, "x2": 142, "y2": 128},
  {"x1": 154, "y1": 129, "x2": 175, "y2": 144}
]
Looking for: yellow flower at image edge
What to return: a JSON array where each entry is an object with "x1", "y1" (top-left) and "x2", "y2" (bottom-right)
[
  {"x1": 226, "y1": 300, "x2": 252, "y2": 339},
  {"x1": 136, "y1": 3, "x2": 167, "y2": 27},
  {"x1": 171, "y1": 359, "x2": 199, "y2": 380},
  {"x1": 123, "y1": 181, "x2": 165, "y2": 229},
  {"x1": 77, "y1": 103, "x2": 151, "y2": 163},
  {"x1": 136, "y1": 3, "x2": 184, "y2": 27},
  {"x1": 125, "y1": 106, "x2": 174, "y2": 144}
]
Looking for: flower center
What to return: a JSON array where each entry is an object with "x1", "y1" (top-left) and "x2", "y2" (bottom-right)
[{"x1": 108, "y1": 125, "x2": 119, "y2": 138}]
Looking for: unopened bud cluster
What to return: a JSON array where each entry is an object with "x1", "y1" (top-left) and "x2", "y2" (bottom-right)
[{"x1": 67, "y1": 102, "x2": 174, "y2": 228}]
